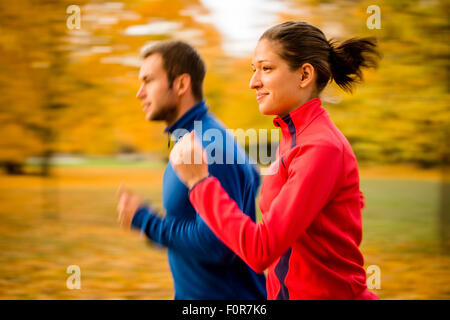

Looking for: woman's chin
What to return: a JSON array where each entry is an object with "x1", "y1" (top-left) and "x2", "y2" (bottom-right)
[{"x1": 259, "y1": 103, "x2": 277, "y2": 116}]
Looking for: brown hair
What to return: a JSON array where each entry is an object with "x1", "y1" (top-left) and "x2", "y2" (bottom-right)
[
  {"x1": 141, "y1": 40, "x2": 206, "y2": 100},
  {"x1": 260, "y1": 21, "x2": 381, "y2": 93}
]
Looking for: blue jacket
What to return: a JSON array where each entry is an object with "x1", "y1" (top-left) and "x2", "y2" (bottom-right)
[{"x1": 131, "y1": 101, "x2": 267, "y2": 300}]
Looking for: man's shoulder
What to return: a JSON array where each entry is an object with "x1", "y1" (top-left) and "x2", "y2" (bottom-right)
[
  {"x1": 198, "y1": 112, "x2": 259, "y2": 180},
  {"x1": 200, "y1": 112, "x2": 227, "y2": 132},
  {"x1": 196, "y1": 112, "x2": 232, "y2": 150}
]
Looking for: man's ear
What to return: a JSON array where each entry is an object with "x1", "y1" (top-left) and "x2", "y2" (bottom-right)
[
  {"x1": 299, "y1": 63, "x2": 315, "y2": 88},
  {"x1": 173, "y1": 73, "x2": 192, "y2": 97}
]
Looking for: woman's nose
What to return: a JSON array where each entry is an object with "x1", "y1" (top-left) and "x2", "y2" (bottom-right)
[{"x1": 249, "y1": 72, "x2": 262, "y2": 89}]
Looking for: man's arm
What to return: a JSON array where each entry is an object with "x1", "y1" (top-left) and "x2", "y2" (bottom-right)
[
  {"x1": 131, "y1": 206, "x2": 235, "y2": 264},
  {"x1": 120, "y1": 162, "x2": 256, "y2": 266}
]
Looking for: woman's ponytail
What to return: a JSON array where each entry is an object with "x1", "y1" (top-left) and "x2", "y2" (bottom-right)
[
  {"x1": 328, "y1": 37, "x2": 380, "y2": 93},
  {"x1": 260, "y1": 22, "x2": 381, "y2": 94}
]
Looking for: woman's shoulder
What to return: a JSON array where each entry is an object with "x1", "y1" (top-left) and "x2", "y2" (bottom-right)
[{"x1": 297, "y1": 114, "x2": 349, "y2": 152}]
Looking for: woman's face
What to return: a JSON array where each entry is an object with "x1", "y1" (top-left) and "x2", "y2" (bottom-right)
[{"x1": 250, "y1": 39, "x2": 305, "y2": 117}]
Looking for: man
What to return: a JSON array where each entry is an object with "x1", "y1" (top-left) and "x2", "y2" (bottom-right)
[{"x1": 116, "y1": 40, "x2": 266, "y2": 300}]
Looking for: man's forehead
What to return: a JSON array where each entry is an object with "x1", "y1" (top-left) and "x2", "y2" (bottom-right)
[{"x1": 139, "y1": 53, "x2": 163, "y2": 78}]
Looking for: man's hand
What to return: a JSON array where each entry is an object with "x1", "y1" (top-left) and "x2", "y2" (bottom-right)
[{"x1": 116, "y1": 183, "x2": 143, "y2": 229}]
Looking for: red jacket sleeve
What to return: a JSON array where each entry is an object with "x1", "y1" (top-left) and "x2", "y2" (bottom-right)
[
  {"x1": 189, "y1": 144, "x2": 343, "y2": 273},
  {"x1": 360, "y1": 190, "x2": 366, "y2": 210}
]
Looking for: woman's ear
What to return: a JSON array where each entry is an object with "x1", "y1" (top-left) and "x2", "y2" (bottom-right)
[{"x1": 299, "y1": 63, "x2": 315, "y2": 88}]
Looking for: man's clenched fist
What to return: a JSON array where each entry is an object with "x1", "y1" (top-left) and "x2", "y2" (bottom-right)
[{"x1": 116, "y1": 183, "x2": 143, "y2": 229}]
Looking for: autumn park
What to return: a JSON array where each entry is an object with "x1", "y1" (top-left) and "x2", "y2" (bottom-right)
[{"x1": 0, "y1": 0, "x2": 449, "y2": 300}]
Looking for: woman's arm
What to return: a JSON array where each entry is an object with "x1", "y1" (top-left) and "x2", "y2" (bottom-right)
[{"x1": 188, "y1": 144, "x2": 343, "y2": 273}]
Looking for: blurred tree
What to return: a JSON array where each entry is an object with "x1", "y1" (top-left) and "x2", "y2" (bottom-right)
[
  {"x1": 280, "y1": 0, "x2": 450, "y2": 167},
  {"x1": 0, "y1": 0, "x2": 89, "y2": 176},
  {"x1": 0, "y1": 0, "x2": 448, "y2": 172}
]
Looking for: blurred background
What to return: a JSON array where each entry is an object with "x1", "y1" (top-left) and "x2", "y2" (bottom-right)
[{"x1": 0, "y1": 0, "x2": 448, "y2": 299}]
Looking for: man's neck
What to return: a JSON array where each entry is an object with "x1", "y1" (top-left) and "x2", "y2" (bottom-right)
[{"x1": 166, "y1": 95, "x2": 201, "y2": 128}]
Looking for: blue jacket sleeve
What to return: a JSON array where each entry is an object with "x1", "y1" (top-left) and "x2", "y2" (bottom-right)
[
  {"x1": 131, "y1": 205, "x2": 235, "y2": 264},
  {"x1": 131, "y1": 140, "x2": 259, "y2": 265}
]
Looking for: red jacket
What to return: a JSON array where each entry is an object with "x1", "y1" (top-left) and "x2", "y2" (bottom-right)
[{"x1": 189, "y1": 98, "x2": 378, "y2": 300}]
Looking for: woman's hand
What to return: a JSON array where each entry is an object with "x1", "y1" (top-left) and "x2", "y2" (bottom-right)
[{"x1": 170, "y1": 131, "x2": 209, "y2": 189}]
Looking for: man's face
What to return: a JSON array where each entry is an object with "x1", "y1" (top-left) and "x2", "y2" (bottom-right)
[{"x1": 136, "y1": 53, "x2": 178, "y2": 122}]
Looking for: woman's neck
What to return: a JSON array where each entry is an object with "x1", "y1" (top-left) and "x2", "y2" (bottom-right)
[{"x1": 278, "y1": 94, "x2": 318, "y2": 118}]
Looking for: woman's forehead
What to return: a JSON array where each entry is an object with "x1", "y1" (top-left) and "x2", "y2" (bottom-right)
[{"x1": 252, "y1": 39, "x2": 280, "y2": 64}]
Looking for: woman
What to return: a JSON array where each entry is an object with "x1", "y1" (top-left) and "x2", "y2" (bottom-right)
[{"x1": 170, "y1": 21, "x2": 380, "y2": 300}]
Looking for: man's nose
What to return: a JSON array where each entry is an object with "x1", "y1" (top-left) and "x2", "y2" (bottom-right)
[
  {"x1": 136, "y1": 84, "x2": 145, "y2": 99},
  {"x1": 249, "y1": 72, "x2": 262, "y2": 89}
]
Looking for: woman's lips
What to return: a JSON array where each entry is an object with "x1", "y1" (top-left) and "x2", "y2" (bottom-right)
[{"x1": 256, "y1": 93, "x2": 269, "y2": 102}]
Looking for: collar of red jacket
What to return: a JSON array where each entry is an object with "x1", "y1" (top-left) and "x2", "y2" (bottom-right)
[{"x1": 273, "y1": 97, "x2": 325, "y2": 148}]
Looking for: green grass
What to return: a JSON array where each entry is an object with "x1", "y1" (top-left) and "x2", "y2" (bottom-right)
[
  {"x1": 26, "y1": 157, "x2": 167, "y2": 169},
  {"x1": 361, "y1": 179, "x2": 440, "y2": 250},
  {"x1": 0, "y1": 167, "x2": 448, "y2": 299}
]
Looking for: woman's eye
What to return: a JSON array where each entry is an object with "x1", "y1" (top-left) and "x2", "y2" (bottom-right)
[{"x1": 262, "y1": 66, "x2": 272, "y2": 71}]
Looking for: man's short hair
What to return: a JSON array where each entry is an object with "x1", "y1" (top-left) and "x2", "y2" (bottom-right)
[{"x1": 141, "y1": 40, "x2": 206, "y2": 101}]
